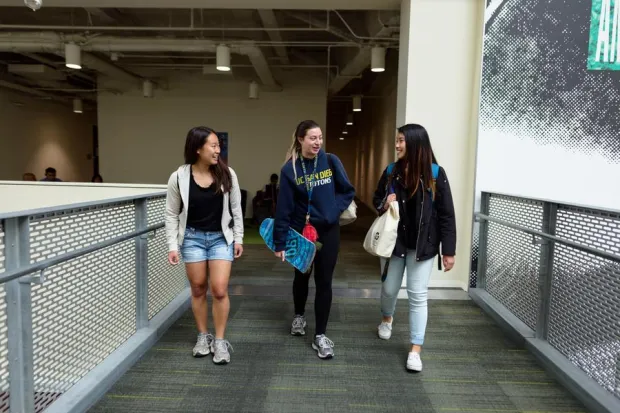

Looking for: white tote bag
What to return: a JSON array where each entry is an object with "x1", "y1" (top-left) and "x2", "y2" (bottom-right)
[
  {"x1": 339, "y1": 200, "x2": 357, "y2": 226},
  {"x1": 363, "y1": 201, "x2": 400, "y2": 258}
]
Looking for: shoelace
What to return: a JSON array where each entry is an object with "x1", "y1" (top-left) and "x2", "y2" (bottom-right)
[
  {"x1": 215, "y1": 339, "x2": 234, "y2": 353},
  {"x1": 292, "y1": 316, "x2": 305, "y2": 328},
  {"x1": 317, "y1": 336, "x2": 334, "y2": 349},
  {"x1": 197, "y1": 334, "x2": 213, "y2": 346}
]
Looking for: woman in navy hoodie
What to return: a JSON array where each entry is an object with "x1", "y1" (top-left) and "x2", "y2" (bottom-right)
[{"x1": 273, "y1": 120, "x2": 355, "y2": 359}]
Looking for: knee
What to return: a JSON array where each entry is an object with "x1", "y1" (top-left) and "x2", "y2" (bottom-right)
[
  {"x1": 190, "y1": 283, "x2": 207, "y2": 298},
  {"x1": 407, "y1": 289, "x2": 428, "y2": 307},
  {"x1": 211, "y1": 285, "x2": 228, "y2": 301}
]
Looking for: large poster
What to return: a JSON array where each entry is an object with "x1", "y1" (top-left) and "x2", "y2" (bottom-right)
[
  {"x1": 475, "y1": 0, "x2": 620, "y2": 212},
  {"x1": 588, "y1": 0, "x2": 620, "y2": 70}
]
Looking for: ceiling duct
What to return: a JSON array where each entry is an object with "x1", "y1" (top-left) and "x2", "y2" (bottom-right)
[{"x1": 0, "y1": 32, "x2": 281, "y2": 90}]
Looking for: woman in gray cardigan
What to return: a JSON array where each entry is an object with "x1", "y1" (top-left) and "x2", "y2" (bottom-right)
[{"x1": 165, "y1": 126, "x2": 244, "y2": 365}]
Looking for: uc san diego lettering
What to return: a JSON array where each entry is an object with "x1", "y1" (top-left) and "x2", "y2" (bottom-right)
[
  {"x1": 588, "y1": 0, "x2": 620, "y2": 70},
  {"x1": 296, "y1": 168, "x2": 333, "y2": 187}
]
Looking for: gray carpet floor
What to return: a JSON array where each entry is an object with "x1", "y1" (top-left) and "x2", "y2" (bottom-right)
[{"x1": 89, "y1": 202, "x2": 589, "y2": 413}]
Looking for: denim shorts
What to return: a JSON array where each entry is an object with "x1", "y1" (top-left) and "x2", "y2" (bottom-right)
[{"x1": 180, "y1": 227, "x2": 234, "y2": 263}]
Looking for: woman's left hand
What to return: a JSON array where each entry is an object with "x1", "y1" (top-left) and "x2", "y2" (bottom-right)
[
  {"x1": 443, "y1": 255, "x2": 455, "y2": 272},
  {"x1": 234, "y1": 244, "x2": 244, "y2": 259}
]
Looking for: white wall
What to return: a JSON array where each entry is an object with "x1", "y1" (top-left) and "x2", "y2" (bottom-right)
[
  {"x1": 98, "y1": 70, "x2": 327, "y2": 216},
  {"x1": 0, "y1": 181, "x2": 165, "y2": 215},
  {"x1": 395, "y1": 0, "x2": 484, "y2": 290},
  {"x1": 0, "y1": 89, "x2": 95, "y2": 182}
]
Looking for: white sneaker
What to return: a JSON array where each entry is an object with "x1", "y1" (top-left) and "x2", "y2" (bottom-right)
[
  {"x1": 192, "y1": 333, "x2": 213, "y2": 357},
  {"x1": 378, "y1": 320, "x2": 392, "y2": 340},
  {"x1": 406, "y1": 351, "x2": 423, "y2": 372}
]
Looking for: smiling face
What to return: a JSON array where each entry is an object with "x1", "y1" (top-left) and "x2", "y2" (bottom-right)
[
  {"x1": 299, "y1": 127, "x2": 323, "y2": 158},
  {"x1": 197, "y1": 133, "x2": 221, "y2": 165},
  {"x1": 395, "y1": 132, "x2": 406, "y2": 160}
]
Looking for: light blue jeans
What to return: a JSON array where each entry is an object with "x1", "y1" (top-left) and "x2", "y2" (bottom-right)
[{"x1": 380, "y1": 250, "x2": 434, "y2": 345}]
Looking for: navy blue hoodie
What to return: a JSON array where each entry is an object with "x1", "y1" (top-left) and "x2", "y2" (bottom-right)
[{"x1": 273, "y1": 150, "x2": 355, "y2": 251}]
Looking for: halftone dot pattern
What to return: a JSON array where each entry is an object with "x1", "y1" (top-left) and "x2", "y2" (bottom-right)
[{"x1": 480, "y1": 0, "x2": 620, "y2": 162}]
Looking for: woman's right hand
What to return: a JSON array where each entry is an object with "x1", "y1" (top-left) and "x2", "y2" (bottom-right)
[
  {"x1": 168, "y1": 251, "x2": 180, "y2": 265},
  {"x1": 384, "y1": 194, "x2": 397, "y2": 210},
  {"x1": 274, "y1": 251, "x2": 286, "y2": 262}
]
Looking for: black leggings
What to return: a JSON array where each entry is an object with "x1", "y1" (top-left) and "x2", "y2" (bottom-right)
[{"x1": 293, "y1": 223, "x2": 340, "y2": 336}]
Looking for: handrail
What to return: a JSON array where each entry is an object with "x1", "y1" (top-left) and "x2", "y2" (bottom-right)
[
  {"x1": 475, "y1": 212, "x2": 620, "y2": 263},
  {"x1": 0, "y1": 191, "x2": 166, "y2": 220},
  {"x1": 0, "y1": 223, "x2": 164, "y2": 284}
]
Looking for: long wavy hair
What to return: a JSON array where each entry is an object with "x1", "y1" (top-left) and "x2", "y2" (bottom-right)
[
  {"x1": 184, "y1": 126, "x2": 232, "y2": 194},
  {"x1": 285, "y1": 120, "x2": 321, "y2": 181},
  {"x1": 397, "y1": 124, "x2": 438, "y2": 200}
]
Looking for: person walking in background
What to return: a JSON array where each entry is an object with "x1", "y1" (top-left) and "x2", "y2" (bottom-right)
[
  {"x1": 40, "y1": 167, "x2": 62, "y2": 182},
  {"x1": 273, "y1": 120, "x2": 355, "y2": 359},
  {"x1": 165, "y1": 126, "x2": 244, "y2": 365},
  {"x1": 372, "y1": 123, "x2": 456, "y2": 372}
]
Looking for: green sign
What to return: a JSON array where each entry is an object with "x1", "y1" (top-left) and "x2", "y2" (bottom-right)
[{"x1": 588, "y1": 0, "x2": 620, "y2": 70}]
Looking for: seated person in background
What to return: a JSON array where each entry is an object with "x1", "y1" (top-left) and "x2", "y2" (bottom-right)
[
  {"x1": 92, "y1": 174, "x2": 103, "y2": 183},
  {"x1": 252, "y1": 173, "x2": 279, "y2": 224},
  {"x1": 40, "y1": 167, "x2": 62, "y2": 182},
  {"x1": 22, "y1": 172, "x2": 36, "y2": 181}
]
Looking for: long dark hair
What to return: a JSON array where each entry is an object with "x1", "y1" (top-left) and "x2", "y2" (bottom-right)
[
  {"x1": 285, "y1": 120, "x2": 320, "y2": 180},
  {"x1": 184, "y1": 126, "x2": 232, "y2": 194},
  {"x1": 397, "y1": 124, "x2": 438, "y2": 199}
]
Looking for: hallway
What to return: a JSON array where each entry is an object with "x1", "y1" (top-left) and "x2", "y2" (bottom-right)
[{"x1": 89, "y1": 206, "x2": 588, "y2": 413}]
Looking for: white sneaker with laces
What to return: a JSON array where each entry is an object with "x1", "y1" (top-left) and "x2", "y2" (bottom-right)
[
  {"x1": 406, "y1": 351, "x2": 423, "y2": 372},
  {"x1": 378, "y1": 320, "x2": 392, "y2": 340}
]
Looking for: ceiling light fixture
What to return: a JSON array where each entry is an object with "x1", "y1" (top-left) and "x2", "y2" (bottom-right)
[
  {"x1": 65, "y1": 42, "x2": 81, "y2": 69},
  {"x1": 143, "y1": 80, "x2": 153, "y2": 98},
  {"x1": 73, "y1": 98, "x2": 83, "y2": 114},
  {"x1": 346, "y1": 114, "x2": 353, "y2": 126},
  {"x1": 352, "y1": 95, "x2": 362, "y2": 112},
  {"x1": 216, "y1": 44, "x2": 231, "y2": 72},
  {"x1": 249, "y1": 81, "x2": 259, "y2": 99},
  {"x1": 24, "y1": 0, "x2": 42, "y2": 11},
  {"x1": 371, "y1": 47, "x2": 386, "y2": 72}
]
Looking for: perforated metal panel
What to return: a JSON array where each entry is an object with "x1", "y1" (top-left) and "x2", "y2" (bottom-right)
[
  {"x1": 0, "y1": 221, "x2": 5, "y2": 274},
  {"x1": 470, "y1": 223, "x2": 479, "y2": 288},
  {"x1": 29, "y1": 202, "x2": 135, "y2": 263},
  {"x1": 0, "y1": 221, "x2": 8, "y2": 413},
  {"x1": 28, "y1": 205, "x2": 137, "y2": 411},
  {"x1": 146, "y1": 197, "x2": 186, "y2": 320},
  {"x1": 484, "y1": 195, "x2": 544, "y2": 331},
  {"x1": 147, "y1": 197, "x2": 166, "y2": 227},
  {"x1": 548, "y1": 207, "x2": 620, "y2": 398},
  {"x1": 31, "y1": 239, "x2": 136, "y2": 411}
]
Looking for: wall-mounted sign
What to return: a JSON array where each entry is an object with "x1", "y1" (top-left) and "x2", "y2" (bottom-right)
[{"x1": 588, "y1": 0, "x2": 620, "y2": 70}]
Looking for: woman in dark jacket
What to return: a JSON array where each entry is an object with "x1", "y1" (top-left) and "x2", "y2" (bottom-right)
[{"x1": 372, "y1": 123, "x2": 456, "y2": 372}]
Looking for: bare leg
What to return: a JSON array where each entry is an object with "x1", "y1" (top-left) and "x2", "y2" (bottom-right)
[
  {"x1": 186, "y1": 261, "x2": 209, "y2": 333},
  {"x1": 208, "y1": 260, "x2": 232, "y2": 339}
]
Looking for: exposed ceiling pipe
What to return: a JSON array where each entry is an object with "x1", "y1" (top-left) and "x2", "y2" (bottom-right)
[
  {"x1": 82, "y1": 53, "x2": 142, "y2": 84},
  {"x1": 0, "y1": 79, "x2": 67, "y2": 103},
  {"x1": 282, "y1": 11, "x2": 360, "y2": 44},
  {"x1": 257, "y1": 9, "x2": 289, "y2": 64},
  {"x1": 331, "y1": 10, "x2": 397, "y2": 42},
  {"x1": 21, "y1": 52, "x2": 96, "y2": 83},
  {"x1": 0, "y1": 32, "x2": 279, "y2": 88}
]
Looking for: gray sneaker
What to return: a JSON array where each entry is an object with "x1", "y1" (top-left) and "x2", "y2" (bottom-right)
[
  {"x1": 312, "y1": 334, "x2": 334, "y2": 359},
  {"x1": 192, "y1": 333, "x2": 214, "y2": 357},
  {"x1": 290, "y1": 315, "x2": 307, "y2": 336},
  {"x1": 212, "y1": 339, "x2": 233, "y2": 364}
]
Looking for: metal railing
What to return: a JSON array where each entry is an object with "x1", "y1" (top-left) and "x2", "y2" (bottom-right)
[
  {"x1": 470, "y1": 191, "x2": 620, "y2": 413},
  {"x1": 0, "y1": 193, "x2": 189, "y2": 413}
]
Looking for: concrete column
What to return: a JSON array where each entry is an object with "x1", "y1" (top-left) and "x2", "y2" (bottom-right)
[{"x1": 395, "y1": 0, "x2": 485, "y2": 290}]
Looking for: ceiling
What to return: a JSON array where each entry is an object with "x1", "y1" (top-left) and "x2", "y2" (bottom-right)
[{"x1": 0, "y1": 6, "x2": 399, "y2": 108}]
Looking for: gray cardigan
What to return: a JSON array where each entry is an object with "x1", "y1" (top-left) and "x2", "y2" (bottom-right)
[{"x1": 165, "y1": 164, "x2": 244, "y2": 252}]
